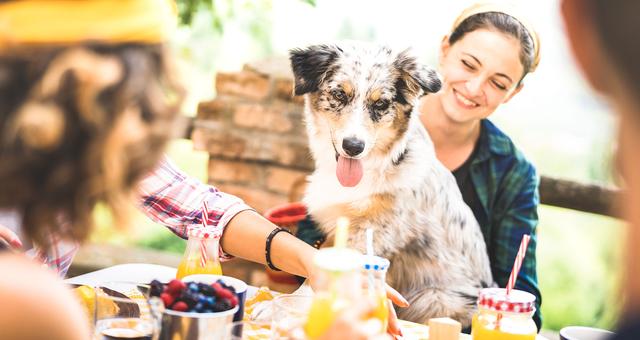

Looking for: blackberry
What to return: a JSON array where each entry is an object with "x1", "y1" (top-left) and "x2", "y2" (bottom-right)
[
  {"x1": 199, "y1": 284, "x2": 215, "y2": 296},
  {"x1": 149, "y1": 280, "x2": 164, "y2": 297}
]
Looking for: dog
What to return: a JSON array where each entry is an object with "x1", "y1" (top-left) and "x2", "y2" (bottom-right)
[{"x1": 289, "y1": 43, "x2": 493, "y2": 327}]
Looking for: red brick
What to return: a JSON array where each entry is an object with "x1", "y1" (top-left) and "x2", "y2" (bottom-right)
[
  {"x1": 208, "y1": 159, "x2": 260, "y2": 184},
  {"x1": 233, "y1": 103, "x2": 293, "y2": 133},
  {"x1": 214, "y1": 183, "x2": 288, "y2": 214},
  {"x1": 215, "y1": 71, "x2": 271, "y2": 101},
  {"x1": 273, "y1": 78, "x2": 305, "y2": 104},
  {"x1": 192, "y1": 127, "x2": 247, "y2": 155},
  {"x1": 197, "y1": 98, "x2": 231, "y2": 122},
  {"x1": 265, "y1": 166, "x2": 309, "y2": 197}
]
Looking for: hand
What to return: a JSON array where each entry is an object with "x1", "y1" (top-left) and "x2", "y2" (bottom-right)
[
  {"x1": 0, "y1": 224, "x2": 22, "y2": 250},
  {"x1": 318, "y1": 301, "x2": 393, "y2": 340},
  {"x1": 385, "y1": 284, "x2": 408, "y2": 338}
]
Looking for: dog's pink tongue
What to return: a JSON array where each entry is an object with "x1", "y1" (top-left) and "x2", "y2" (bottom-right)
[{"x1": 336, "y1": 156, "x2": 363, "y2": 187}]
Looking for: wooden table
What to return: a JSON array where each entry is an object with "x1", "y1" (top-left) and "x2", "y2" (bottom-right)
[{"x1": 66, "y1": 263, "x2": 548, "y2": 340}]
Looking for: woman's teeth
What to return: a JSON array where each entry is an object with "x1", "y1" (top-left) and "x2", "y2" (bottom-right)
[{"x1": 455, "y1": 91, "x2": 478, "y2": 108}]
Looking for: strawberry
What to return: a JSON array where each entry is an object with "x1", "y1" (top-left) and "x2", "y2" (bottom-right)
[{"x1": 172, "y1": 301, "x2": 188, "y2": 312}]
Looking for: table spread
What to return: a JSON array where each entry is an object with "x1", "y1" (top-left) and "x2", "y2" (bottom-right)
[{"x1": 66, "y1": 263, "x2": 546, "y2": 340}]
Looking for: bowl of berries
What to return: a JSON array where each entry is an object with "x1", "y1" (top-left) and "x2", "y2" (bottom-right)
[{"x1": 148, "y1": 277, "x2": 241, "y2": 340}]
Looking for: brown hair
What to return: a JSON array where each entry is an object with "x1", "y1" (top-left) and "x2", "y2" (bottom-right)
[
  {"x1": 0, "y1": 43, "x2": 183, "y2": 250},
  {"x1": 590, "y1": 0, "x2": 640, "y2": 102},
  {"x1": 449, "y1": 11, "x2": 538, "y2": 83}
]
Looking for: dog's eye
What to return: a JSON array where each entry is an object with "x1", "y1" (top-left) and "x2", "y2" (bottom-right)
[
  {"x1": 331, "y1": 89, "x2": 347, "y2": 102},
  {"x1": 373, "y1": 100, "x2": 390, "y2": 111}
]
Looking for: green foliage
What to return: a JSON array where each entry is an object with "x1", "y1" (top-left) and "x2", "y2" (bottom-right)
[{"x1": 175, "y1": 0, "x2": 315, "y2": 31}]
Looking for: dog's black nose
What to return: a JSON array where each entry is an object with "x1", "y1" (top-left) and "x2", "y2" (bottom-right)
[{"x1": 342, "y1": 137, "x2": 365, "y2": 157}]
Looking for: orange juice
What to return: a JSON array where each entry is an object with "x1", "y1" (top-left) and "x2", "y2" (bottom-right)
[
  {"x1": 472, "y1": 312, "x2": 536, "y2": 340},
  {"x1": 362, "y1": 255, "x2": 390, "y2": 333},
  {"x1": 472, "y1": 288, "x2": 537, "y2": 340},
  {"x1": 304, "y1": 247, "x2": 363, "y2": 339},
  {"x1": 176, "y1": 256, "x2": 222, "y2": 279},
  {"x1": 304, "y1": 292, "x2": 349, "y2": 339},
  {"x1": 177, "y1": 225, "x2": 222, "y2": 279},
  {"x1": 369, "y1": 292, "x2": 388, "y2": 331}
]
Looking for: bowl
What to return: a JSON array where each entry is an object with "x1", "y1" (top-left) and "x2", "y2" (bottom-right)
[
  {"x1": 182, "y1": 274, "x2": 248, "y2": 322},
  {"x1": 559, "y1": 326, "x2": 615, "y2": 340},
  {"x1": 159, "y1": 304, "x2": 238, "y2": 340}
]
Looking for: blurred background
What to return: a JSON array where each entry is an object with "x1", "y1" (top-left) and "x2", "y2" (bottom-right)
[{"x1": 90, "y1": 0, "x2": 623, "y2": 332}]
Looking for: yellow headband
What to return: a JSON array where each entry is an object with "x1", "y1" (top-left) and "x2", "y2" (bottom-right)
[
  {"x1": 0, "y1": 0, "x2": 177, "y2": 48},
  {"x1": 451, "y1": 2, "x2": 541, "y2": 73}
]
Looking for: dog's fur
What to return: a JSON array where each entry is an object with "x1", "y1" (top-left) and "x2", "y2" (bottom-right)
[{"x1": 290, "y1": 43, "x2": 493, "y2": 327}]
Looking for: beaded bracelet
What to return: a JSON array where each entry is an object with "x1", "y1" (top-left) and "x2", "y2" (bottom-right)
[{"x1": 265, "y1": 227, "x2": 292, "y2": 271}]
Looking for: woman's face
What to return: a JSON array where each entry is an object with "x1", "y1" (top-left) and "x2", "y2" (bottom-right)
[{"x1": 437, "y1": 28, "x2": 525, "y2": 124}]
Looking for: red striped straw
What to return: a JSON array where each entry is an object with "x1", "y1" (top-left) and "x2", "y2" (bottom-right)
[
  {"x1": 506, "y1": 234, "x2": 531, "y2": 295},
  {"x1": 199, "y1": 202, "x2": 210, "y2": 268},
  {"x1": 497, "y1": 234, "x2": 531, "y2": 329}
]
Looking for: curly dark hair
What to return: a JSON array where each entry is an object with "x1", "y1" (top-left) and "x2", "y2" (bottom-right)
[{"x1": 0, "y1": 43, "x2": 183, "y2": 250}]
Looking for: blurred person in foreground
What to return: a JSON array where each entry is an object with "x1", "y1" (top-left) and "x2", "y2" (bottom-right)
[
  {"x1": 0, "y1": 1, "x2": 402, "y2": 339},
  {"x1": 561, "y1": 0, "x2": 640, "y2": 338}
]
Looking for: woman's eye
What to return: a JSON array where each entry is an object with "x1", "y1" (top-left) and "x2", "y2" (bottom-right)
[
  {"x1": 492, "y1": 80, "x2": 507, "y2": 90},
  {"x1": 373, "y1": 100, "x2": 390, "y2": 111},
  {"x1": 331, "y1": 89, "x2": 347, "y2": 102},
  {"x1": 461, "y1": 59, "x2": 475, "y2": 70}
]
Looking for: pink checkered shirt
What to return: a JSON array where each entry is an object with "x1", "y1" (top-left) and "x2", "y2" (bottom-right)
[{"x1": 33, "y1": 156, "x2": 252, "y2": 277}]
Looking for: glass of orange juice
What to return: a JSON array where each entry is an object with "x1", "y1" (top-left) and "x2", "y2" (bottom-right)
[
  {"x1": 471, "y1": 288, "x2": 537, "y2": 340},
  {"x1": 362, "y1": 255, "x2": 390, "y2": 333},
  {"x1": 304, "y1": 247, "x2": 363, "y2": 339},
  {"x1": 176, "y1": 225, "x2": 223, "y2": 279}
]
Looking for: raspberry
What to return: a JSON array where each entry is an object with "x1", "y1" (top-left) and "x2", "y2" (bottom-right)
[
  {"x1": 211, "y1": 282, "x2": 224, "y2": 294},
  {"x1": 166, "y1": 279, "x2": 186, "y2": 296},
  {"x1": 172, "y1": 301, "x2": 188, "y2": 312},
  {"x1": 228, "y1": 295, "x2": 239, "y2": 308},
  {"x1": 217, "y1": 288, "x2": 234, "y2": 300},
  {"x1": 160, "y1": 293, "x2": 174, "y2": 307}
]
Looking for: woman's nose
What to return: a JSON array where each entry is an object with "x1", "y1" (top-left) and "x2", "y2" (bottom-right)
[{"x1": 465, "y1": 76, "x2": 484, "y2": 97}]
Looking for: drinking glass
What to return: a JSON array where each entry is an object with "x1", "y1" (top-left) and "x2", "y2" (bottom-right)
[
  {"x1": 93, "y1": 281, "x2": 160, "y2": 340},
  {"x1": 271, "y1": 294, "x2": 312, "y2": 340},
  {"x1": 224, "y1": 320, "x2": 271, "y2": 340}
]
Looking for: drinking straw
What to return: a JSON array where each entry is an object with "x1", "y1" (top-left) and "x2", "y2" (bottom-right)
[
  {"x1": 497, "y1": 234, "x2": 531, "y2": 329},
  {"x1": 334, "y1": 217, "x2": 350, "y2": 248},
  {"x1": 199, "y1": 202, "x2": 210, "y2": 268},
  {"x1": 366, "y1": 228, "x2": 375, "y2": 295},
  {"x1": 506, "y1": 234, "x2": 531, "y2": 296}
]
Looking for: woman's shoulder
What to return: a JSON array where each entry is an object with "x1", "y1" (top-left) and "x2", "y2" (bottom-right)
[{"x1": 0, "y1": 254, "x2": 90, "y2": 340}]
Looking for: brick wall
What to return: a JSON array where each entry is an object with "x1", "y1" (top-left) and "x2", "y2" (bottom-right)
[{"x1": 192, "y1": 57, "x2": 313, "y2": 213}]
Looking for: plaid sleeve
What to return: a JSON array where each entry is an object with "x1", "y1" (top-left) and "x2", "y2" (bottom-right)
[
  {"x1": 136, "y1": 156, "x2": 253, "y2": 260},
  {"x1": 490, "y1": 162, "x2": 542, "y2": 330}
]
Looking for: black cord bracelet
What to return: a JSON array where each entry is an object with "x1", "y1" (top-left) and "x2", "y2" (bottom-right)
[{"x1": 265, "y1": 227, "x2": 292, "y2": 271}]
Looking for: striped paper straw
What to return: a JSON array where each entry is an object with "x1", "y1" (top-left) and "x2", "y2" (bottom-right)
[
  {"x1": 199, "y1": 202, "x2": 210, "y2": 268},
  {"x1": 506, "y1": 234, "x2": 531, "y2": 295}
]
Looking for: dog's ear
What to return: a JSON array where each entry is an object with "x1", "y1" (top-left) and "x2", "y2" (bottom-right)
[
  {"x1": 289, "y1": 44, "x2": 341, "y2": 96},
  {"x1": 393, "y1": 49, "x2": 442, "y2": 103}
]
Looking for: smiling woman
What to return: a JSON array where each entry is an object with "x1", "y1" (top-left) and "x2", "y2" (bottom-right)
[{"x1": 418, "y1": 3, "x2": 544, "y2": 331}]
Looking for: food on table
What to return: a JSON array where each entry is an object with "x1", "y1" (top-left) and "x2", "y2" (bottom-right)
[
  {"x1": 429, "y1": 317, "x2": 462, "y2": 340},
  {"x1": 72, "y1": 285, "x2": 119, "y2": 324},
  {"x1": 148, "y1": 278, "x2": 238, "y2": 313}
]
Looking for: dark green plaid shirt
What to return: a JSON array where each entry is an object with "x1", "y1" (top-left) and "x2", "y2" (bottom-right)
[{"x1": 296, "y1": 118, "x2": 542, "y2": 330}]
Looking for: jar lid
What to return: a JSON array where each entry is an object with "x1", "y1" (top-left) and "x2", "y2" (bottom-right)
[
  {"x1": 362, "y1": 255, "x2": 390, "y2": 271},
  {"x1": 478, "y1": 288, "x2": 536, "y2": 313},
  {"x1": 313, "y1": 247, "x2": 363, "y2": 272},
  {"x1": 187, "y1": 225, "x2": 222, "y2": 239}
]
